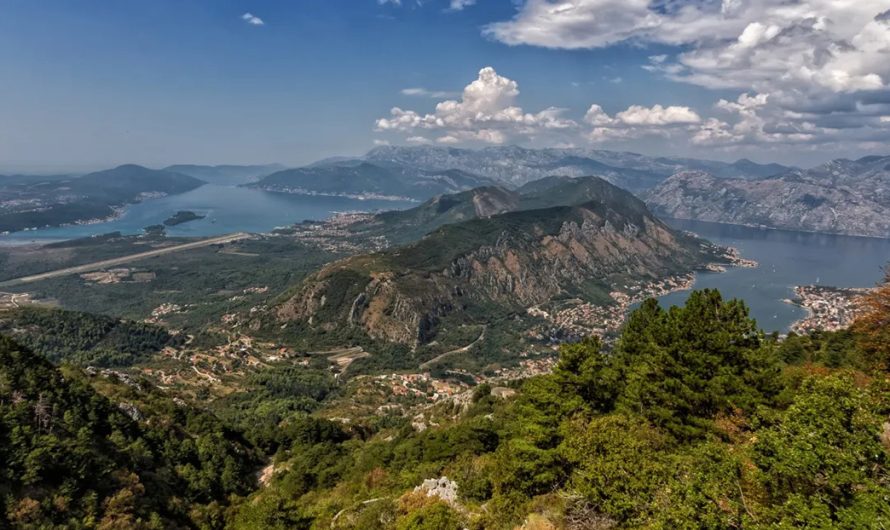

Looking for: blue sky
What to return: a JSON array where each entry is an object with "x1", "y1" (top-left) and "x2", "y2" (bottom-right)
[{"x1": 2, "y1": 0, "x2": 889, "y2": 171}]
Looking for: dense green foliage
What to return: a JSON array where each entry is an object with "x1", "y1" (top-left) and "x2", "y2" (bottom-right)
[
  {"x1": 0, "y1": 306, "x2": 184, "y2": 367},
  {"x1": 213, "y1": 361, "x2": 340, "y2": 452},
  {"x1": 2, "y1": 285, "x2": 888, "y2": 528},
  {"x1": 0, "y1": 335, "x2": 260, "y2": 528},
  {"x1": 237, "y1": 289, "x2": 890, "y2": 529}
]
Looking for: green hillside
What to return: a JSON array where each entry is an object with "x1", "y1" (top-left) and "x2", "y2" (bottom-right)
[{"x1": 0, "y1": 335, "x2": 259, "y2": 528}]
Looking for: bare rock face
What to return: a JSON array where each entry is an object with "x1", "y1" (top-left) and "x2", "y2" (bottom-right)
[
  {"x1": 117, "y1": 402, "x2": 143, "y2": 422},
  {"x1": 646, "y1": 156, "x2": 890, "y2": 238},
  {"x1": 414, "y1": 477, "x2": 459, "y2": 504}
]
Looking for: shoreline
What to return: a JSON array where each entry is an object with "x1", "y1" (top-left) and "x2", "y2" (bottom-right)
[
  {"x1": 666, "y1": 216, "x2": 890, "y2": 242},
  {"x1": 783, "y1": 285, "x2": 870, "y2": 334},
  {"x1": 255, "y1": 186, "x2": 420, "y2": 203},
  {"x1": 534, "y1": 243, "x2": 760, "y2": 340}
]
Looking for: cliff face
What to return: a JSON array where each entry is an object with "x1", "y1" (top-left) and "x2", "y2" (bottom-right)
[
  {"x1": 646, "y1": 157, "x2": 890, "y2": 238},
  {"x1": 277, "y1": 182, "x2": 720, "y2": 347}
]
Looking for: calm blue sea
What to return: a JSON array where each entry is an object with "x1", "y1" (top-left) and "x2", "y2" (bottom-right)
[
  {"x1": 0, "y1": 185, "x2": 415, "y2": 244},
  {"x1": 659, "y1": 219, "x2": 890, "y2": 332}
]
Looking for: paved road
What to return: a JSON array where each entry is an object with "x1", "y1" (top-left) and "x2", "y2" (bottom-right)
[{"x1": 0, "y1": 232, "x2": 252, "y2": 287}]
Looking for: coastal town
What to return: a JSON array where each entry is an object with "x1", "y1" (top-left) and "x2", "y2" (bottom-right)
[
  {"x1": 786, "y1": 284, "x2": 871, "y2": 334},
  {"x1": 286, "y1": 211, "x2": 389, "y2": 253},
  {"x1": 530, "y1": 273, "x2": 697, "y2": 341}
]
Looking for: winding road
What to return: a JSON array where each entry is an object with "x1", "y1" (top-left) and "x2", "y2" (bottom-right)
[{"x1": 419, "y1": 326, "x2": 487, "y2": 370}]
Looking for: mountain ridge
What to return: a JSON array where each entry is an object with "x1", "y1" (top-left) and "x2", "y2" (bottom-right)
[
  {"x1": 275, "y1": 176, "x2": 729, "y2": 348},
  {"x1": 646, "y1": 156, "x2": 890, "y2": 238}
]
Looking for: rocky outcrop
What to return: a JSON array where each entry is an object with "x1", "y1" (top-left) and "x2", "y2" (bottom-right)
[{"x1": 646, "y1": 156, "x2": 890, "y2": 238}]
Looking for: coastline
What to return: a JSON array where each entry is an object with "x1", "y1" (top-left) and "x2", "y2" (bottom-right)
[
  {"x1": 783, "y1": 285, "x2": 870, "y2": 334},
  {"x1": 666, "y1": 216, "x2": 890, "y2": 242},
  {"x1": 533, "y1": 243, "x2": 760, "y2": 340},
  {"x1": 254, "y1": 186, "x2": 420, "y2": 203}
]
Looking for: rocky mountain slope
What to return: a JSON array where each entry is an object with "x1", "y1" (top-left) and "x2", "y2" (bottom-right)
[
  {"x1": 276, "y1": 177, "x2": 728, "y2": 347},
  {"x1": 646, "y1": 155, "x2": 890, "y2": 238}
]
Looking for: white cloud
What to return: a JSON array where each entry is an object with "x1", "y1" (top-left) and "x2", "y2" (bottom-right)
[
  {"x1": 375, "y1": 65, "x2": 890, "y2": 152},
  {"x1": 376, "y1": 67, "x2": 579, "y2": 145},
  {"x1": 484, "y1": 1, "x2": 890, "y2": 94},
  {"x1": 583, "y1": 103, "x2": 703, "y2": 143},
  {"x1": 400, "y1": 87, "x2": 459, "y2": 98},
  {"x1": 482, "y1": 1, "x2": 890, "y2": 151},
  {"x1": 484, "y1": 0, "x2": 658, "y2": 50},
  {"x1": 241, "y1": 13, "x2": 264, "y2": 26},
  {"x1": 449, "y1": 0, "x2": 477, "y2": 10},
  {"x1": 616, "y1": 105, "x2": 701, "y2": 126}
]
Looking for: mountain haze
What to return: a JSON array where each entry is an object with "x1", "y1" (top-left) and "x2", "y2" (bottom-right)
[{"x1": 164, "y1": 164, "x2": 286, "y2": 185}]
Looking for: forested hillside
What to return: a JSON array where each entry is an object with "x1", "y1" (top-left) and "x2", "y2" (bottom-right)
[
  {"x1": 0, "y1": 337, "x2": 259, "y2": 528},
  {"x1": 0, "y1": 306, "x2": 184, "y2": 367},
  {"x1": 1, "y1": 274, "x2": 888, "y2": 528},
  {"x1": 239, "y1": 283, "x2": 890, "y2": 529}
]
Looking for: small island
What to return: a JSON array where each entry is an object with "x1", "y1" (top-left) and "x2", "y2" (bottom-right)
[
  {"x1": 143, "y1": 224, "x2": 166, "y2": 236},
  {"x1": 163, "y1": 210, "x2": 206, "y2": 227}
]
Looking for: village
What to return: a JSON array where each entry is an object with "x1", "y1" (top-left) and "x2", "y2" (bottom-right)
[
  {"x1": 286, "y1": 211, "x2": 389, "y2": 253},
  {"x1": 787, "y1": 284, "x2": 871, "y2": 334}
]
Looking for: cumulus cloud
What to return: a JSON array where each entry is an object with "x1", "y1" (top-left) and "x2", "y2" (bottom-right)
[
  {"x1": 482, "y1": 0, "x2": 890, "y2": 150},
  {"x1": 241, "y1": 12, "x2": 264, "y2": 26},
  {"x1": 376, "y1": 67, "x2": 578, "y2": 145},
  {"x1": 616, "y1": 104, "x2": 701, "y2": 126},
  {"x1": 583, "y1": 103, "x2": 703, "y2": 142},
  {"x1": 376, "y1": 67, "x2": 716, "y2": 147}
]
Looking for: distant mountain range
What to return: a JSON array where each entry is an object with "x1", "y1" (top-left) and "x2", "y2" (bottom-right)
[
  {"x1": 646, "y1": 155, "x2": 890, "y2": 239},
  {"x1": 363, "y1": 145, "x2": 792, "y2": 189},
  {"x1": 250, "y1": 146, "x2": 792, "y2": 199},
  {"x1": 248, "y1": 159, "x2": 497, "y2": 201},
  {"x1": 4, "y1": 148, "x2": 886, "y2": 239},
  {"x1": 275, "y1": 176, "x2": 730, "y2": 348},
  {"x1": 0, "y1": 165, "x2": 204, "y2": 233},
  {"x1": 164, "y1": 164, "x2": 285, "y2": 186}
]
